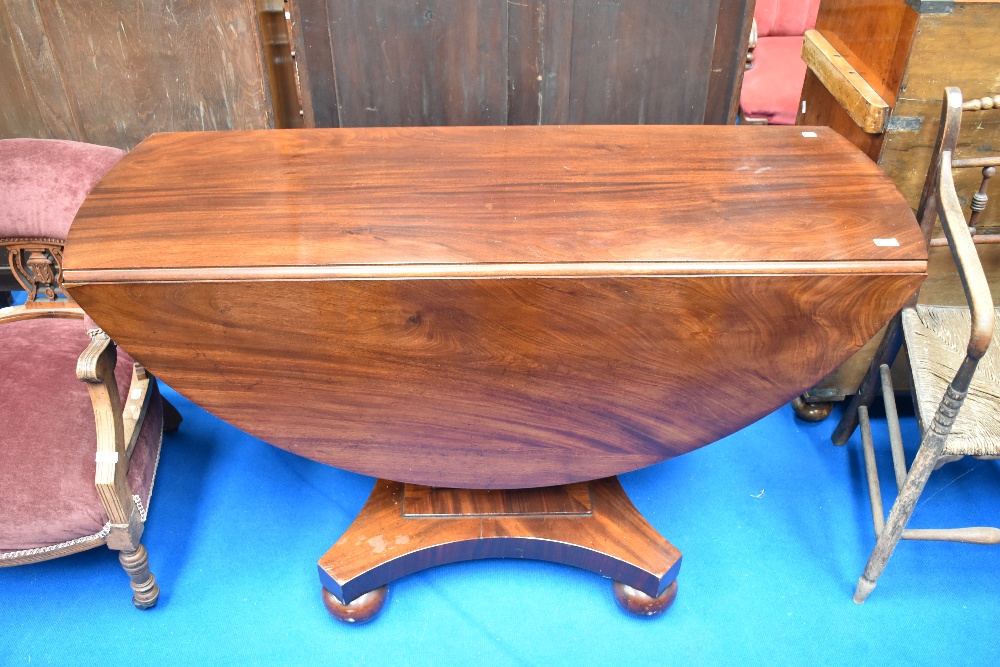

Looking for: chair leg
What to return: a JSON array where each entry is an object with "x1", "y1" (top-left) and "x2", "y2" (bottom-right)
[
  {"x1": 162, "y1": 396, "x2": 182, "y2": 434},
  {"x1": 855, "y1": 357, "x2": 979, "y2": 602},
  {"x1": 854, "y1": 428, "x2": 950, "y2": 603},
  {"x1": 832, "y1": 312, "x2": 904, "y2": 446},
  {"x1": 118, "y1": 543, "x2": 160, "y2": 609}
]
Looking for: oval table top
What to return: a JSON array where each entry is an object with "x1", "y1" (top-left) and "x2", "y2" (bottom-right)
[
  {"x1": 65, "y1": 125, "x2": 923, "y2": 279},
  {"x1": 64, "y1": 126, "x2": 926, "y2": 488}
]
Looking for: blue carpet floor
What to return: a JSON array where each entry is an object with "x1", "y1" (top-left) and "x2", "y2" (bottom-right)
[{"x1": 2, "y1": 382, "x2": 999, "y2": 665}]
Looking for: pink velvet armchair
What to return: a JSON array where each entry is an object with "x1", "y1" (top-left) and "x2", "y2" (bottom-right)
[{"x1": 0, "y1": 138, "x2": 181, "y2": 609}]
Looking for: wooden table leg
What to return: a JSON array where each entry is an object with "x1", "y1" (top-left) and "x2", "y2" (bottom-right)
[{"x1": 318, "y1": 476, "x2": 682, "y2": 623}]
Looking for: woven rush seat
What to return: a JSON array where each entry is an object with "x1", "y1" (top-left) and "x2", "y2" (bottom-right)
[{"x1": 904, "y1": 305, "x2": 1000, "y2": 459}]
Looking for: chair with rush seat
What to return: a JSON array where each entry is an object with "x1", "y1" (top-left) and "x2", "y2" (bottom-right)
[
  {"x1": 830, "y1": 89, "x2": 1000, "y2": 602},
  {"x1": 0, "y1": 138, "x2": 181, "y2": 608}
]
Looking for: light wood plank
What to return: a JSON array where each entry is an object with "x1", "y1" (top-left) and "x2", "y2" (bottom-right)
[{"x1": 802, "y1": 29, "x2": 890, "y2": 134}]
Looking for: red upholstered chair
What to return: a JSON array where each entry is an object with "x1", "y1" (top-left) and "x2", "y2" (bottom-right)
[
  {"x1": 739, "y1": 0, "x2": 821, "y2": 125},
  {"x1": 0, "y1": 138, "x2": 181, "y2": 609}
]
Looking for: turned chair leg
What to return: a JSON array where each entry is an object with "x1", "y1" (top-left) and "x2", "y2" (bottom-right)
[
  {"x1": 855, "y1": 361, "x2": 975, "y2": 603},
  {"x1": 854, "y1": 439, "x2": 939, "y2": 603},
  {"x1": 118, "y1": 543, "x2": 160, "y2": 609},
  {"x1": 162, "y1": 397, "x2": 183, "y2": 434}
]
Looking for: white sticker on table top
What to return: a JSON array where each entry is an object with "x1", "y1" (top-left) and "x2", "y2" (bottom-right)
[
  {"x1": 873, "y1": 238, "x2": 900, "y2": 247},
  {"x1": 801, "y1": 131, "x2": 818, "y2": 138}
]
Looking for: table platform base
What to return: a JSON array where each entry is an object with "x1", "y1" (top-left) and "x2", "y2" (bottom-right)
[{"x1": 317, "y1": 476, "x2": 682, "y2": 623}]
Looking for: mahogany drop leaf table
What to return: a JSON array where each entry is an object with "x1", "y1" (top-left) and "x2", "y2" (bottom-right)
[{"x1": 63, "y1": 126, "x2": 925, "y2": 621}]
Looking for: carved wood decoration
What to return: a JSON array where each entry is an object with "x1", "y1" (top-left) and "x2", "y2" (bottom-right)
[
  {"x1": 76, "y1": 330, "x2": 136, "y2": 527},
  {"x1": 0, "y1": 0, "x2": 272, "y2": 150},
  {"x1": 118, "y1": 544, "x2": 160, "y2": 610},
  {"x1": 2, "y1": 240, "x2": 74, "y2": 306}
]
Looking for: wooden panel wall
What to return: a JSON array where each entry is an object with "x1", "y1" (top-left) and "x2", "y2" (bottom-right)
[
  {"x1": 0, "y1": 0, "x2": 273, "y2": 150},
  {"x1": 799, "y1": 0, "x2": 1000, "y2": 223},
  {"x1": 324, "y1": 0, "x2": 508, "y2": 127},
  {"x1": 294, "y1": 0, "x2": 751, "y2": 128},
  {"x1": 879, "y1": 2, "x2": 1000, "y2": 234}
]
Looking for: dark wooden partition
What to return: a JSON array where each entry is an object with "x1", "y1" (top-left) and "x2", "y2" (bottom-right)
[
  {"x1": 0, "y1": 0, "x2": 753, "y2": 143},
  {"x1": 292, "y1": 0, "x2": 755, "y2": 127},
  {"x1": 0, "y1": 0, "x2": 273, "y2": 150}
]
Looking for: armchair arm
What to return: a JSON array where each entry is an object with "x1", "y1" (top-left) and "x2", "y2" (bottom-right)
[
  {"x1": 122, "y1": 364, "x2": 153, "y2": 460},
  {"x1": 76, "y1": 329, "x2": 137, "y2": 526}
]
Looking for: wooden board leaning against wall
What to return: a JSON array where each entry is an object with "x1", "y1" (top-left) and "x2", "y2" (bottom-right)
[
  {"x1": 796, "y1": 0, "x2": 1000, "y2": 410},
  {"x1": 0, "y1": 0, "x2": 274, "y2": 148}
]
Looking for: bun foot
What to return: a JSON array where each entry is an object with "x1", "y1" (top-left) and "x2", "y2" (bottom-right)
[
  {"x1": 613, "y1": 579, "x2": 677, "y2": 617},
  {"x1": 322, "y1": 585, "x2": 388, "y2": 624},
  {"x1": 791, "y1": 395, "x2": 834, "y2": 422}
]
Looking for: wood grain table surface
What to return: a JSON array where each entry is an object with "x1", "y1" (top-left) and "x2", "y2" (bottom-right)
[{"x1": 64, "y1": 125, "x2": 926, "y2": 488}]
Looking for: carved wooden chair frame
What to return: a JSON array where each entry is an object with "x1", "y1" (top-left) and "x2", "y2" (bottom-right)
[
  {"x1": 0, "y1": 238, "x2": 162, "y2": 609},
  {"x1": 830, "y1": 88, "x2": 1000, "y2": 603}
]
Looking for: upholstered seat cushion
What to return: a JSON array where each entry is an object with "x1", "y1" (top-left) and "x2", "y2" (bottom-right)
[
  {"x1": 0, "y1": 318, "x2": 163, "y2": 551},
  {"x1": 0, "y1": 139, "x2": 125, "y2": 240},
  {"x1": 904, "y1": 305, "x2": 1000, "y2": 458},
  {"x1": 754, "y1": 0, "x2": 820, "y2": 38},
  {"x1": 740, "y1": 36, "x2": 809, "y2": 125}
]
